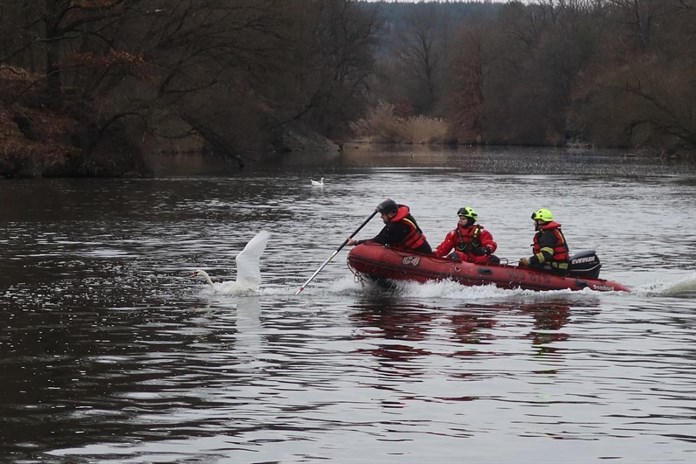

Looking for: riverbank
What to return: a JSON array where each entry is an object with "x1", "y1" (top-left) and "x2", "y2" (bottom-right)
[
  {"x1": 1, "y1": 67, "x2": 690, "y2": 179},
  {"x1": 0, "y1": 67, "x2": 339, "y2": 179},
  {"x1": 0, "y1": 67, "x2": 150, "y2": 178}
]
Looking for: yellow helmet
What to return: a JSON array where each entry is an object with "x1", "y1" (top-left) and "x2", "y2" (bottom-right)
[
  {"x1": 531, "y1": 208, "x2": 553, "y2": 222},
  {"x1": 457, "y1": 206, "x2": 477, "y2": 221}
]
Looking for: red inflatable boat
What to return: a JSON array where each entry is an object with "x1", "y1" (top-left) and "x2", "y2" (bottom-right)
[{"x1": 347, "y1": 243, "x2": 630, "y2": 292}]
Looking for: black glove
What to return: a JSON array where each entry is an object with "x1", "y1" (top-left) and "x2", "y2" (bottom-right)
[
  {"x1": 473, "y1": 247, "x2": 486, "y2": 256},
  {"x1": 484, "y1": 247, "x2": 493, "y2": 255}
]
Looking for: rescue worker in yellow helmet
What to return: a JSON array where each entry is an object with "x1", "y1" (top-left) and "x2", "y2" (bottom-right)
[
  {"x1": 518, "y1": 208, "x2": 570, "y2": 274},
  {"x1": 433, "y1": 206, "x2": 499, "y2": 265}
]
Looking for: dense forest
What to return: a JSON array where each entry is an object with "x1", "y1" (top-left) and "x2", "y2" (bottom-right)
[{"x1": 1, "y1": 0, "x2": 695, "y2": 177}]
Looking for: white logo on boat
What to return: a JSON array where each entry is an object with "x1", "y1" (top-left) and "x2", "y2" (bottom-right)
[
  {"x1": 403, "y1": 256, "x2": 420, "y2": 266},
  {"x1": 573, "y1": 257, "x2": 596, "y2": 264},
  {"x1": 593, "y1": 285, "x2": 613, "y2": 291}
]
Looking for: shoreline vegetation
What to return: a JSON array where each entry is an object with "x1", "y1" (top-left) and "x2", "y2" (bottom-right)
[{"x1": 2, "y1": 1, "x2": 695, "y2": 178}]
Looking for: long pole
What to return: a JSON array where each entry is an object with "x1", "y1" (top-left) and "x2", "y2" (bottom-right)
[{"x1": 295, "y1": 210, "x2": 378, "y2": 294}]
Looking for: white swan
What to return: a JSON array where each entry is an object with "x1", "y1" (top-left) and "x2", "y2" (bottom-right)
[
  {"x1": 191, "y1": 230, "x2": 270, "y2": 294},
  {"x1": 311, "y1": 177, "x2": 324, "y2": 186}
]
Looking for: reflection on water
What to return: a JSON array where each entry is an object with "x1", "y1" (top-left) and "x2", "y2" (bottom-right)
[
  {"x1": 351, "y1": 298, "x2": 435, "y2": 375},
  {"x1": 1, "y1": 147, "x2": 696, "y2": 463},
  {"x1": 520, "y1": 300, "x2": 571, "y2": 351},
  {"x1": 350, "y1": 295, "x2": 581, "y2": 364}
]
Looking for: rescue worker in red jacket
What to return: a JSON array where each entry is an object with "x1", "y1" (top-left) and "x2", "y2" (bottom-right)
[
  {"x1": 433, "y1": 206, "x2": 499, "y2": 265},
  {"x1": 518, "y1": 208, "x2": 570, "y2": 274},
  {"x1": 347, "y1": 198, "x2": 432, "y2": 254}
]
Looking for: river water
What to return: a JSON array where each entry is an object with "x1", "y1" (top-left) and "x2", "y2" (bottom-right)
[{"x1": 1, "y1": 146, "x2": 696, "y2": 463}]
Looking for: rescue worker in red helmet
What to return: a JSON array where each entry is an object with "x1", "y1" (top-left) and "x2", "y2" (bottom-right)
[
  {"x1": 347, "y1": 198, "x2": 432, "y2": 254},
  {"x1": 518, "y1": 208, "x2": 570, "y2": 275},
  {"x1": 433, "y1": 206, "x2": 499, "y2": 265}
]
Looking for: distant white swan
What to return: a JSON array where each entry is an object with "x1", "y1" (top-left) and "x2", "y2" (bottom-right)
[
  {"x1": 311, "y1": 177, "x2": 324, "y2": 186},
  {"x1": 191, "y1": 230, "x2": 270, "y2": 294}
]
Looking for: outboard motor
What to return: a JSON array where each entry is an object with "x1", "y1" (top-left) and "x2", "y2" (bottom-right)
[{"x1": 568, "y1": 250, "x2": 602, "y2": 279}]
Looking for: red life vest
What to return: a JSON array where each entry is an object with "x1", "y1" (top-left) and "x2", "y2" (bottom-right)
[
  {"x1": 392, "y1": 206, "x2": 428, "y2": 251},
  {"x1": 455, "y1": 225, "x2": 483, "y2": 252},
  {"x1": 533, "y1": 221, "x2": 569, "y2": 265}
]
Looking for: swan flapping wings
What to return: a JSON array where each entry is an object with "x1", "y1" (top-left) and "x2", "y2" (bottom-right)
[
  {"x1": 235, "y1": 230, "x2": 270, "y2": 287},
  {"x1": 191, "y1": 230, "x2": 270, "y2": 294}
]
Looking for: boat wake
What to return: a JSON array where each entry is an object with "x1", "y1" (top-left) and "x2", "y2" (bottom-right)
[
  {"x1": 334, "y1": 275, "x2": 590, "y2": 301},
  {"x1": 204, "y1": 270, "x2": 696, "y2": 300},
  {"x1": 652, "y1": 274, "x2": 696, "y2": 297}
]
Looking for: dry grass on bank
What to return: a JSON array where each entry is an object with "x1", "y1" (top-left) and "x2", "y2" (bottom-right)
[
  {"x1": 0, "y1": 107, "x2": 75, "y2": 177},
  {"x1": 0, "y1": 67, "x2": 77, "y2": 177},
  {"x1": 350, "y1": 101, "x2": 449, "y2": 144}
]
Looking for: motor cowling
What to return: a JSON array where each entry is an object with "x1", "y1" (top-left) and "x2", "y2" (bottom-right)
[{"x1": 568, "y1": 250, "x2": 602, "y2": 279}]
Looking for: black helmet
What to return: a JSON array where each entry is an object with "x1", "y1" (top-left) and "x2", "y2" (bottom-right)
[{"x1": 377, "y1": 198, "x2": 398, "y2": 214}]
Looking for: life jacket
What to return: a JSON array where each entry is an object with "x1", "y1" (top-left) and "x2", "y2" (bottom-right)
[
  {"x1": 392, "y1": 205, "x2": 428, "y2": 251},
  {"x1": 533, "y1": 221, "x2": 570, "y2": 270},
  {"x1": 455, "y1": 225, "x2": 483, "y2": 252}
]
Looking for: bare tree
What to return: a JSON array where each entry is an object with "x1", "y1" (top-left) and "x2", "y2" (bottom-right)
[
  {"x1": 604, "y1": 0, "x2": 670, "y2": 50},
  {"x1": 274, "y1": 0, "x2": 381, "y2": 138},
  {"x1": 0, "y1": 1, "x2": 39, "y2": 72},
  {"x1": 569, "y1": 0, "x2": 696, "y2": 148},
  {"x1": 37, "y1": 0, "x2": 146, "y2": 105},
  {"x1": 393, "y1": 3, "x2": 445, "y2": 115},
  {"x1": 441, "y1": 25, "x2": 486, "y2": 143}
]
